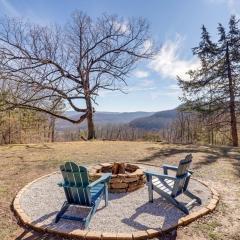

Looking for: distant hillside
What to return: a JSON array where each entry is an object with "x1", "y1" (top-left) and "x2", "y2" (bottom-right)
[
  {"x1": 129, "y1": 109, "x2": 178, "y2": 130},
  {"x1": 56, "y1": 111, "x2": 155, "y2": 131}
]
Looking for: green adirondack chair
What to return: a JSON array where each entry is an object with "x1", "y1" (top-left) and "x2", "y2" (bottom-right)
[
  {"x1": 144, "y1": 154, "x2": 201, "y2": 214},
  {"x1": 55, "y1": 162, "x2": 111, "y2": 227}
]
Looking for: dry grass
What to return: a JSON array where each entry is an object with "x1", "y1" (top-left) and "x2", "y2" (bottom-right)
[{"x1": 0, "y1": 140, "x2": 239, "y2": 240}]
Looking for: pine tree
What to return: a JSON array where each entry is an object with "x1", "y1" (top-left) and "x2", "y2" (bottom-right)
[{"x1": 179, "y1": 16, "x2": 240, "y2": 146}]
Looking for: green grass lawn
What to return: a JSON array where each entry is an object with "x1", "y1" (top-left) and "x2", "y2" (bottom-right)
[{"x1": 0, "y1": 141, "x2": 239, "y2": 240}]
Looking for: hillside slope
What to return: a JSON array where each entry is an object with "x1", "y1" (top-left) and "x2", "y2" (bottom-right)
[
  {"x1": 129, "y1": 109, "x2": 177, "y2": 130},
  {"x1": 56, "y1": 111, "x2": 155, "y2": 130}
]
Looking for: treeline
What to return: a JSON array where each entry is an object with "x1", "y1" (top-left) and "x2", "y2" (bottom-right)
[
  {"x1": 55, "y1": 124, "x2": 162, "y2": 142},
  {"x1": 0, "y1": 106, "x2": 230, "y2": 145},
  {"x1": 159, "y1": 111, "x2": 232, "y2": 145},
  {"x1": 0, "y1": 109, "x2": 55, "y2": 144},
  {"x1": 54, "y1": 111, "x2": 233, "y2": 145}
]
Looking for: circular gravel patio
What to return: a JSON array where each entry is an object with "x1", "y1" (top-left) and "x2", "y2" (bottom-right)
[{"x1": 13, "y1": 164, "x2": 219, "y2": 239}]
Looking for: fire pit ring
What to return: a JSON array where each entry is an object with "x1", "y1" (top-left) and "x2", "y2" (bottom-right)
[{"x1": 89, "y1": 163, "x2": 146, "y2": 193}]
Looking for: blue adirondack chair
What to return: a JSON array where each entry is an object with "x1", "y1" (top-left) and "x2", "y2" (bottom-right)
[
  {"x1": 144, "y1": 154, "x2": 201, "y2": 214},
  {"x1": 55, "y1": 162, "x2": 111, "y2": 227}
]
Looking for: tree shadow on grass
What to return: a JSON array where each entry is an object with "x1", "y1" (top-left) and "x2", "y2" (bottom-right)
[
  {"x1": 137, "y1": 145, "x2": 235, "y2": 170},
  {"x1": 15, "y1": 230, "x2": 61, "y2": 240},
  {"x1": 232, "y1": 161, "x2": 240, "y2": 177},
  {"x1": 15, "y1": 212, "x2": 61, "y2": 239},
  {"x1": 25, "y1": 144, "x2": 53, "y2": 150},
  {"x1": 137, "y1": 144, "x2": 240, "y2": 185},
  {"x1": 226, "y1": 151, "x2": 240, "y2": 178}
]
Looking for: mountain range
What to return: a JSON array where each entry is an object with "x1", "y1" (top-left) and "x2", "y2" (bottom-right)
[
  {"x1": 129, "y1": 109, "x2": 177, "y2": 130},
  {"x1": 55, "y1": 109, "x2": 178, "y2": 131}
]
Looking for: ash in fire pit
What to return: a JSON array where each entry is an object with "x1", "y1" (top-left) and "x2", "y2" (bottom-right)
[{"x1": 89, "y1": 163, "x2": 146, "y2": 193}]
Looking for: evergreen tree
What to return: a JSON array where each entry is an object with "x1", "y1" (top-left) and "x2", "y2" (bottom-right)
[{"x1": 179, "y1": 16, "x2": 240, "y2": 146}]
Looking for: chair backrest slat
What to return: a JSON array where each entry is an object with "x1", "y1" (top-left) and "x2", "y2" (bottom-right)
[
  {"x1": 60, "y1": 162, "x2": 90, "y2": 206},
  {"x1": 60, "y1": 165, "x2": 73, "y2": 203},
  {"x1": 172, "y1": 154, "x2": 192, "y2": 197}
]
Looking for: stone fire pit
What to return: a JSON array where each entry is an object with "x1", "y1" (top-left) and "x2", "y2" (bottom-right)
[{"x1": 89, "y1": 163, "x2": 146, "y2": 193}]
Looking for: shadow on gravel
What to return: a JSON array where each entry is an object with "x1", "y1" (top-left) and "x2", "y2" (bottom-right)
[
  {"x1": 31, "y1": 211, "x2": 58, "y2": 226},
  {"x1": 121, "y1": 198, "x2": 184, "y2": 232}
]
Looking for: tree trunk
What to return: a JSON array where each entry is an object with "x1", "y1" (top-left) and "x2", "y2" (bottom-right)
[
  {"x1": 226, "y1": 42, "x2": 238, "y2": 146},
  {"x1": 50, "y1": 117, "x2": 55, "y2": 142},
  {"x1": 87, "y1": 112, "x2": 95, "y2": 140},
  {"x1": 8, "y1": 110, "x2": 11, "y2": 144},
  {"x1": 83, "y1": 72, "x2": 96, "y2": 140},
  {"x1": 85, "y1": 96, "x2": 95, "y2": 140},
  {"x1": 48, "y1": 117, "x2": 56, "y2": 142}
]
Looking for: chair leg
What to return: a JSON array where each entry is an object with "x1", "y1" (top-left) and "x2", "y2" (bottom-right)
[
  {"x1": 148, "y1": 182, "x2": 153, "y2": 203},
  {"x1": 154, "y1": 187, "x2": 189, "y2": 214},
  {"x1": 167, "y1": 196, "x2": 189, "y2": 214},
  {"x1": 55, "y1": 201, "x2": 69, "y2": 223},
  {"x1": 146, "y1": 175, "x2": 154, "y2": 203},
  {"x1": 84, "y1": 208, "x2": 94, "y2": 228},
  {"x1": 185, "y1": 190, "x2": 202, "y2": 204},
  {"x1": 104, "y1": 182, "x2": 108, "y2": 206}
]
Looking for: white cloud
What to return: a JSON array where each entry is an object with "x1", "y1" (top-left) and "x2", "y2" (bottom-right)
[
  {"x1": 150, "y1": 84, "x2": 181, "y2": 100},
  {"x1": 126, "y1": 86, "x2": 156, "y2": 93},
  {"x1": 142, "y1": 39, "x2": 153, "y2": 53},
  {"x1": 133, "y1": 70, "x2": 149, "y2": 78},
  {"x1": 123, "y1": 78, "x2": 155, "y2": 93},
  {"x1": 0, "y1": 0, "x2": 50, "y2": 26},
  {"x1": 98, "y1": 78, "x2": 155, "y2": 97},
  {"x1": 224, "y1": 0, "x2": 240, "y2": 16},
  {"x1": 113, "y1": 20, "x2": 129, "y2": 33},
  {"x1": 149, "y1": 34, "x2": 199, "y2": 80},
  {"x1": 168, "y1": 84, "x2": 180, "y2": 90},
  {"x1": 207, "y1": 0, "x2": 240, "y2": 16},
  {"x1": 141, "y1": 79, "x2": 154, "y2": 87},
  {"x1": 0, "y1": 0, "x2": 20, "y2": 16}
]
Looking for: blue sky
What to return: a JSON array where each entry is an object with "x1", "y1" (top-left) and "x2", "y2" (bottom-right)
[{"x1": 0, "y1": 0, "x2": 238, "y2": 112}]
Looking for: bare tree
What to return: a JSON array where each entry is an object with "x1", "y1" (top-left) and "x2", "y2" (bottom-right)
[{"x1": 0, "y1": 11, "x2": 154, "y2": 139}]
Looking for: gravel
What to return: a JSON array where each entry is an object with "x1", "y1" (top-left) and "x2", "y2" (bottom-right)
[{"x1": 19, "y1": 164, "x2": 211, "y2": 233}]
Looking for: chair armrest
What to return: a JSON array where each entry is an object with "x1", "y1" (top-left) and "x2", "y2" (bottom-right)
[
  {"x1": 57, "y1": 182, "x2": 75, "y2": 188},
  {"x1": 57, "y1": 182, "x2": 64, "y2": 187},
  {"x1": 144, "y1": 170, "x2": 176, "y2": 180},
  {"x1": 88, "y1": 173, "x2": 112, "y2": 188},
  {"x1": 162, "y1": 164, "x2": 178, "y2": 175},
  {"x1": 162, "y1": 165, "x2": 193, "y2": 175},
  {"x1": 162, "y1": 164, "x2": 178, "y2": 171}
]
